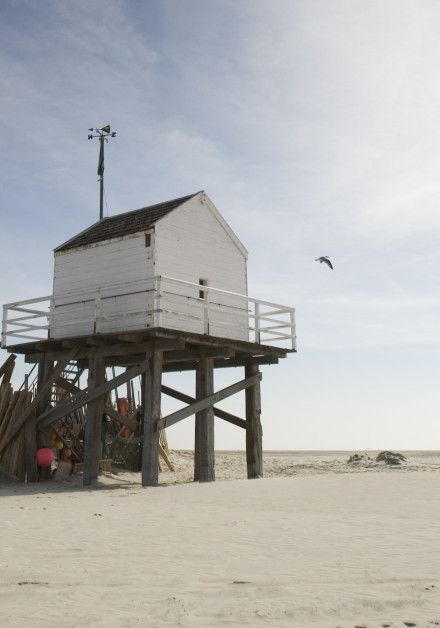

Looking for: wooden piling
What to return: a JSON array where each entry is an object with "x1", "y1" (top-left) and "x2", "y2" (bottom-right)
[
  {"x1": 245, "y1": 363, "x2": 263, "y2": 478},
  {"x1": 83, "y1": 354, "x2": 105, "y2": 486},
  {"x1": 194, "y1": 356, "x2": 215, "y2": 482},
  {"x1": 141, "y1": 350, "x2": 163, "y2": 487},
  {"x1": 36, "y1": 358, "x2": 54, "y2": 480}
]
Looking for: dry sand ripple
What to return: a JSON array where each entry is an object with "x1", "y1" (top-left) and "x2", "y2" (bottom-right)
[{"x1": 0, "y1": 451, "x2": 439, "y2": 627}]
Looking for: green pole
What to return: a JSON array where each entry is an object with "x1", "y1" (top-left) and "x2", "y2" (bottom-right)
[{"x1": 99, "y1": 136, "x2": 104, "y2": 220}]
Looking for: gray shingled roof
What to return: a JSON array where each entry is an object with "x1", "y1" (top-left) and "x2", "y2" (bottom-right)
[{"x1": 55, "y1": 192, "x2": 200, "y2": 252}]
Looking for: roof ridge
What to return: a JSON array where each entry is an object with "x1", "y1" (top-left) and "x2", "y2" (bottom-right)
[
  {"x1": 102, "y1": 191, "x2": 202, "y2": 221},
  {"x1": 54, "y1": 191, "x2": 203, "y2": 253}
]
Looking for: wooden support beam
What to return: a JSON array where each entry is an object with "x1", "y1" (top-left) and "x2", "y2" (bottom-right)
[
  {"x1": 25, "y1": 338, "x2": 185, "y2": 363},
  {"x1": 116, "y1": 333, "x2": 147, "y2": 343},
  {"x1": 0, "y1": 353, "x2": 75, "y2": 456},
  {"x1": 141, "y1": 350, "x2": 163, "y2": 487},
  {"x1": 164, "y1": 347, "x2": 234, "y2": 363},
  {"x1": 83, "y1": 354, "x2": 106, "y2": 486},
  {"x1": 159, "y1": 372, "x2": 262, "y2": 430},
  {"x1": 161, "y1": 355, "x2": 279, "y2": 373},
  {"x1": 35, "y1": 357, "x2": 54, "y2": 481},
  {"x1": 83, "y1": 353, "x2": 280, "y2": 370},
  {"x1": 194, "y1": 357, "x2": 215, "y2": 483},
  {"x1": 85, "y1": 337, "x2": 110, "y2": 346},
  {"x1": 37, "y1": 358, "x2": 151, "y2": 429},
  {"x1": 161, "y1": 385, "x2": 246, "y2": 429},
  {"x1": 245, "y1": 363, "x2": 263, "y2": 479}
]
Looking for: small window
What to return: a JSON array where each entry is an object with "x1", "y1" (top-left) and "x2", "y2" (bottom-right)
[
  {"x1": 199, "y1": 278, "x2": 208, "y2": 299},
  {"x1": 145, "y1": 233, "x2": 151, "y2": 247}
]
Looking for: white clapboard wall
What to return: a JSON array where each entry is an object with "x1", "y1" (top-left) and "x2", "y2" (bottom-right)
[{"x1": 51, "y1": 193, "x2": 249, "y2": 341}]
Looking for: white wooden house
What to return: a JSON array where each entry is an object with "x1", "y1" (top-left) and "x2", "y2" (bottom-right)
[
  {"x1": 2, "y1": 191, "x2": 295, "y2": 350},
  {"x1": 51, "y1": 191, "x2": 250, "y2": 341},
  {"x1": 0, "y1": 190, "x2": 296, "y2": 487}
]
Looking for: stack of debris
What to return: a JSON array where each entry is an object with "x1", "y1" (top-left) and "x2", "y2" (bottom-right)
[
  {"x1": 0, "y1": 355, "x2": 33, "y2": 481},
  {"x1": 376, "y1": 450, "x2": 407, "y2": 466}
]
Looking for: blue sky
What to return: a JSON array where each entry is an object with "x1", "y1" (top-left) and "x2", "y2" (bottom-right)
[{"x1": 1, "y1": 0, "x2": 439, "y2": 449}]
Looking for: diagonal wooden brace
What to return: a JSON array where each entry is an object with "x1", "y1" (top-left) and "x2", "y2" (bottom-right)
[
  {"x1": 161, "y1": 384, "x2": 246, "y2": 429},
  {"x1": 37, "y1": 358, "x2": 151, "y2": 428},
  {"x1": 158, "y1": 372, "x2": 262, "y2": 430}
]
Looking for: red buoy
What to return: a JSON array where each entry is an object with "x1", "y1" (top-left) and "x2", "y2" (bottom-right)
[
  {"x1": 117, "y1": 397, "x2": 128, "y2": 416},
  {"x1": 36, "y1": 447, "x2": 54, "y2": 468}
]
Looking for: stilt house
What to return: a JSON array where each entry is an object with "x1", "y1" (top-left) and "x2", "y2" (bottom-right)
[{"x1": 1, "y1": 191, "x2": 296, "y2": 486}]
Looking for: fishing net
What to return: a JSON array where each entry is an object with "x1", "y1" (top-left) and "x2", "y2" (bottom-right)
[{"x1": 102, "y1": 419, "x2": 142, "y2": 471}]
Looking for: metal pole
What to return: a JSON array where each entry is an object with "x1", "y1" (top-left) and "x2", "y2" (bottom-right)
[{"x1": 99, "y1": 136, "x2": 104, "y2": 220}]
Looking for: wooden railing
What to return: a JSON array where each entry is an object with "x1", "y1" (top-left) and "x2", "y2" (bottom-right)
[
  {"x1": 1, "y1": 276, "x2": 296, "y2": 350},
  {"x1": 1, "y1": 295, "x2": 52, "y2": 346}
]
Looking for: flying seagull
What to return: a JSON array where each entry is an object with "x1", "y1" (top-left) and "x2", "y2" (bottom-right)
[{"x1": 315, "y1": 256, "x2": 334, "y2": 270}]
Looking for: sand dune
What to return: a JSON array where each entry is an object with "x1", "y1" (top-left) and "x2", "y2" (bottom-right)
[{"x1": 0, "y1": 451, "x2": 439, "y2": 627}]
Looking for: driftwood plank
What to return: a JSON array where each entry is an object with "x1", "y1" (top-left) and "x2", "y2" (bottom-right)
[
  {"x1": 0, "y1": 391, "x2": 20, "y2": 450},
  {"x1": 1, "y1": 392, "x2": 28, "y2": 476},
  {"x1": 0, "y1": 354, "x2": 16, "y2": 381},
  {"x1": 24, "y1": 404, "x2": 38, "y2": 483},
  {"x1": 0, "y1": 353, "x2": 76, "y2": 455}
]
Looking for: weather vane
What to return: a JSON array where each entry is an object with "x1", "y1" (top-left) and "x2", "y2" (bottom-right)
[{"x1": 88, "y1": 125, "x2": 117, "y2": 220}]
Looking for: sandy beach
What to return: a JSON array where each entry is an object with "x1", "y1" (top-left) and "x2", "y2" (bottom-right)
[{"x1": 1, "y1": 451, "x2": 439, "y2": 628}]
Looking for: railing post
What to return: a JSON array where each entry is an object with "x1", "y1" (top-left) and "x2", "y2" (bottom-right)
[
  {"x1": 203, "y1": 287, "x2": 210, "y2": 335},
  {"x1": 1, "y1": 306, "x2": 7, "y2": 348},
  {"x1": 94, "y1": 290, "x2": 102, "y2": 334},
  {"x1": 255, "y1": 302, "x2": 260, "y2": 344},
  {"x1": 48, "y1": 297, "x2": 54, "y2": 339},
  {"x1": 290, "y1": 309, "x2": 296, "y2": 350},
  {"x1": 153, "y1": 276, "x2": 163, "y2": 328}
]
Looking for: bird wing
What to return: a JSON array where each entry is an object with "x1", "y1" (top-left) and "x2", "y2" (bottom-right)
[{"x1": 324, "y1": 258, "x2": 334, "y2": 269}]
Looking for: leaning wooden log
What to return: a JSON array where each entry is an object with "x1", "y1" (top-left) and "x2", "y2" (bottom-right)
[
  {"x1": 0, "y1": 391, "x2": 20, "y2": 449},
  {"x1": 0, "y1": 391, "x2": 28, "y2": 478},
  {"x1": 159, "y1": 440, "x2": 174, "y2": 472},
  {"x1": 0, "y1": 382, "x2": 13, "y2": 431},
  {"x1": 0, "y1": 354, "x2": 16, "y2": 382},
  {"x1": 0, "y1": 354, "x2": 76, "y2": 456}
]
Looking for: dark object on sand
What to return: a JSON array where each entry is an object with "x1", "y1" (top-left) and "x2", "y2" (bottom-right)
[
  {"x1": 376, "y1": 451, "x2": 407, "y2": 465},
  {"x1": 347, "y1": 452, "x2": 372, "y2": 464}
]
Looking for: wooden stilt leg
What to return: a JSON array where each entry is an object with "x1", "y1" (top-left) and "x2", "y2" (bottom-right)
[
  {"x1": 245, "y1": 363, "x2": 263, "y2": 479},
  {"x1": 195, "y1": 357, "x2": 215, "y2": 482},
  {"x1": 83, "y1": 354, "x2": 105, "y2": 487},
  {"x1": 194, "y1": 415, "x2": 200, "y2": 482},
  {"x1": 141, "y1": 350, "x2": 163, "y2": 487},
  {"x1": 36, "y1": 358, "x2": 53, "y2": 481}
]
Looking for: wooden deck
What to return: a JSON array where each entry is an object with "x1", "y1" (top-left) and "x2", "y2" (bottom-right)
[{"x1": 7, "y1": 327, "x2": 292, "y2": 372}]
